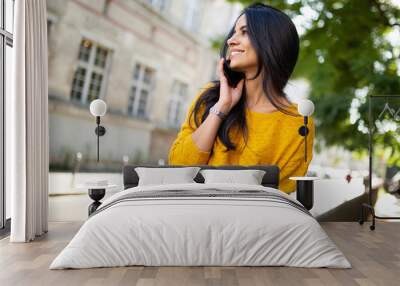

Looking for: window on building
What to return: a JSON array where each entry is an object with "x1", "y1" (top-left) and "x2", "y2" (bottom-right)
[
  {"x1": 145, "y1": 0, "x2": 169, "y2": 13},
  {"x1": 47, "y1": 19, "x2": 52, "y2": 40},
  {"x1": 47, "y1": 14, "x2": 57, "y2": 42},
  {"x1": 184, "y1": 0, "x2": 202, "y2": 33},
  {"x1": 128, "y1": 63, "x2": 155, "y2": 119},
  {"x1": 167, "y1": 80, "x2": 188, "y2": 128},
  {"x1": 103, "y1": 0, "x2": 112, "y2": 15},
  {"x1": 70, "y1": 38, "x2": 112, "y2": 104},
  {"x1": 1, "y1": 0, "x2": 15, "y2": 231}
]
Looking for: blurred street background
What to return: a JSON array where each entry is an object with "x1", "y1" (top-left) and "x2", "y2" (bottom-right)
[{"x1": 40, "y1": 0, "x2": 400, "y2": 220}]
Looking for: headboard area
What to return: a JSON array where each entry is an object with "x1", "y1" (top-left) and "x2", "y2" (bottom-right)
[{"x1": 123, "y1": 164, "x2": 280, "y2": 190}]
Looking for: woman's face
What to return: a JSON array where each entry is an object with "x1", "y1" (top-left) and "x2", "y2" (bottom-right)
[{"x1": 227, "y1": 15, "x2": 258, "y2": 73}]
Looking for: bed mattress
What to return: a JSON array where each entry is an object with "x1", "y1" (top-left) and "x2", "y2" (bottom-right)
[{"x1": 50, "y1": 183, "x2": 351, "y2": 269}]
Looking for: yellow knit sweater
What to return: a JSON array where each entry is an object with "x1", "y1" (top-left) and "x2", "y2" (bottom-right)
[{"x1": 168, "y1": 83, "x2": 315, "y2": 193}]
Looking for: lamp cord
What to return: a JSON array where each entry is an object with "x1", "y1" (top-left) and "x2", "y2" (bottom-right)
[
  {"x1": 304, "y1": 116, "x2": 308, "y2": 163},
  {"x1": 305, "y1": 129, "x2": 307, "y2": 162},
  {"x1": 96, "y1": 116, "x2": 100, "y2": 162},
  {"x1": 97, "y1": 125, "x2": 100, "y2": 162}
]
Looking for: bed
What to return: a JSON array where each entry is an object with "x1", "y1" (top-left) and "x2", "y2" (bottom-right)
[{"x1": 49, "y1": 164, "x2": 351, "y2": 269}]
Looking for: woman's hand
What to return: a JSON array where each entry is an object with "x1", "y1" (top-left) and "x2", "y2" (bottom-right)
[{"x1": 215, "y1": 58, "x2": 245, "y2": 114}]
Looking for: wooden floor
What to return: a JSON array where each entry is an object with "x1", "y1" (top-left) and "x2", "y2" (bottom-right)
[{"x1": 0, "y1": 221, "x2": 399, "y2": 286}]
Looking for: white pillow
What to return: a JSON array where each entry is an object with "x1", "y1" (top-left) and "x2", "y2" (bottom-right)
[
  {"x1": 135, "y1": 167, "x2": 201, "y2": 186},
  {"x1": 200, "y1": 169, "x2": 266, "y2": 185}
]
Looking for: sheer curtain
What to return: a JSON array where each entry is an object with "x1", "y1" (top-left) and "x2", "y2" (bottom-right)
[{"x1": 6, "y1": 0, "x2": 48, "y2": 242}]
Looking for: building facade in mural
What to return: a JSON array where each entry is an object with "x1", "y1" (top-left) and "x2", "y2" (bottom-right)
[{"x1": 47, "y1": 0, "x2": 242, "y2": 171}]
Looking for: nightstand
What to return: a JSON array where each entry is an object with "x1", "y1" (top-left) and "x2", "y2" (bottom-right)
[{"x1": 289, "y1": 176, "x2": 320, "y2": 210}]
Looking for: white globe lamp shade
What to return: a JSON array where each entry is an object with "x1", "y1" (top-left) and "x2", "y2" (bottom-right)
[
  {"x1": 90, "y1": 99, "x2": 107, "y2": 117},
  {"x1": 297, "y1": 99, "x2": 315, "y2": 117}
]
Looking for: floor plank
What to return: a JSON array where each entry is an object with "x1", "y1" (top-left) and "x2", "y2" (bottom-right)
[{"x1": 0, "y1": 221, "x2": 399, "y2": 286}]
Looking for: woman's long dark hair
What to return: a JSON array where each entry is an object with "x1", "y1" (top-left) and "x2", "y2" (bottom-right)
[{"x1": 189, "y1": 3, "x2": 300, "y2": 152}]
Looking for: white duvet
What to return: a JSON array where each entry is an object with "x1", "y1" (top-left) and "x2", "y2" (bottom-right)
[{"x1": 50, "y1": 183, "x2": 351, "y2": 269}]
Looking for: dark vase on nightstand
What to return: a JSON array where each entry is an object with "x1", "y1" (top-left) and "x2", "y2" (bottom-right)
[
  {"x1": 88, "y1": 188, "x2": 106, "y2": 216},
  {"x1": 296, "y1": 180, "x2": 314, "y2": 210},
  {"x1": 290, "y1": 176, "x2": 318, "y2": 211}
]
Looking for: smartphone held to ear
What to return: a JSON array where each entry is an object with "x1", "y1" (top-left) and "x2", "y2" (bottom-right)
[{"x1": 222, "y1": 58, "x2": 245, "y2": 88}]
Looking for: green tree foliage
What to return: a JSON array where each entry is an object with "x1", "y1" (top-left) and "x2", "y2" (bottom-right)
[{"x1": 224, "y1": 0, "x2": 400, "y2": 164}]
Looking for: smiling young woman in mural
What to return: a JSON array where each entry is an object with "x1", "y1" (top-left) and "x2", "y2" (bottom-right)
[{"x1": 168, "y1": 3, "x2": 315, "y2": 194}]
